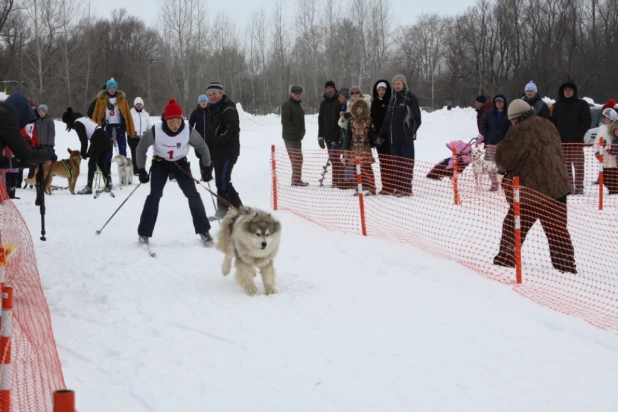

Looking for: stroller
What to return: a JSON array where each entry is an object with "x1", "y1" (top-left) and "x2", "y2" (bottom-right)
[{"x1": 427, "y1": 135, "x2": 485, "y2": 181}]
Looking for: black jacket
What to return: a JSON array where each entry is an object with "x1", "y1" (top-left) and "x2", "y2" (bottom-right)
[
  {"x1": 370, "y1": 79, "x2": 392, "y2": 153},
  {"x1": 522, "y1": 94, "x2": 550, "y2": 119},
  {"x1": 189, "y1": 106, "x2": 209, "y2": 139},
  {"x1": 318, "y1": 92, "x2": 341, "y2": 143},
  {"x1": 381, "y1": 89, "x2": 422, "y2": 145},
  {"x1": 480, "y1": 94, "x2": 511, "y2": 145},
  {"x1": 0, "y1": 94, "x2": 51, "y2": 168},
  {"x1": 206, "y1": 95, "x2": 240, "y2": 160},
  {"x1": 551, "y1": 80, "x2": 592, "y2": 143},
  {"x1": 281, "y1": 96, "x2": 305, "y2": 141}
]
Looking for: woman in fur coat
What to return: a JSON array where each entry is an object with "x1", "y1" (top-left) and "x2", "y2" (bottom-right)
[{"x1": 343, "y1": 99, "x2": 376, "y2": 195}]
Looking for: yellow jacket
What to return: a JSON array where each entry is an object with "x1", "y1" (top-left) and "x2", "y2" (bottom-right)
[{"x1": 91, "y1": 90, "x2": 136, "y2": 137}]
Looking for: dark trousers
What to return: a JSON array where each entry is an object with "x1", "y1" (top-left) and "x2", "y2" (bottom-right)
[
  {"x1": 213, "y1": 157, "x2": 243, "y2": 213},
  {"x1": 327, "y1": 143, "x2": 345, "y2": 187},
  {"x1": 105, "y1": 124, "x2": 127, "y2": 162},
  {"x1": 138, "y1": 161, "x2": 210, "y2": 237},
  {"x1": 495, "y1": 195, "x2": 576, "y2": 272},
  {"x1": 603, "y1": 167, "x2": 618, "y2": 194},
  {"x1": 87, "y1": 131, "x2": 112, "y2": 187},
  {"x1": 284, "y1": 139, "x2": 303, "y2": 184},
  {"x1": 563, "y1": 145, "x2": 584, "y2": 192},
  {"x1": 390, "y1": 140, "x2": 415, "y2": 194},
  {"x1": 360, "y1": 164, "x2": 376, "y2": 193},
  {"x1": 127, "y1": 136, "x2": 140, "y2": 173}
]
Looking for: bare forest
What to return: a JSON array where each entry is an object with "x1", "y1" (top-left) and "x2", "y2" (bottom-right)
[{"x1": 1, "y1": 0, "x2": 617, "y2": 117}]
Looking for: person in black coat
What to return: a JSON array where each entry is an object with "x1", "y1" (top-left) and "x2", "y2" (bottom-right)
[
  {"x1": 480, "y1": 94, "x2": 511, "y2": 191},
  {"x1": 189, "y1": 94, "x2": 210, "y2": 177},
  {"x1": 370, "y1": 79, "x2": 393, "y2": 194},
  {"x1": 281, "y1": 85, "x2": 307, "y2": 186},
  {"x1": 204, "y1": 82, "x2": 242, "y2": 219},
  {"x1": 318, "y1": 80, "x2": 345, "y2": 188},
  {"x1": 379, "y1": 74, "x2": 421, "y2": 197},
  {"x1": 551, "y1": 79, "x2": 592, "y2": 194},
  {"x1": 0, "y1": 93, "x2": 55, "y2": 198}
]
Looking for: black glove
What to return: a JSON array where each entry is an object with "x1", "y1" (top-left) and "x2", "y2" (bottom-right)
[
  {"x1": 44, "y1": 146, "x2": 57, "y2": 162},
  {"x1": 138, "y1": 169, "x2": 149, "y2": 184},
  {"x1": 201, "y1": 166, "x2": 213, "y2": 182}
]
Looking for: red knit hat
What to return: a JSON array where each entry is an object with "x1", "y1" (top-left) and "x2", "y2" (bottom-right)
[
  {"x1": 164, "y1": 98, "x2": 183, "y2": 120},
  {"x1": 601, "y1": 99, "x2": 616, "y2": 112}
]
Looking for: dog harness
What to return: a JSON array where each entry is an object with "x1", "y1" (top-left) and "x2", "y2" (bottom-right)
[
  {"x1": 61, "y1": 159, "x2": 73, "y2": 179},
  {"x1": 152, "y1": 122, "x2": 190, "y2": 162}
]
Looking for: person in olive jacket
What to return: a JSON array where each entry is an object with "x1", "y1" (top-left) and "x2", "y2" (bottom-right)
[{"x1": 281, "y1": 85, "x2": 307, "y2": 186}]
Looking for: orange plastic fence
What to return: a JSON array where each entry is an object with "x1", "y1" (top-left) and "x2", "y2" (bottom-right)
[
  {"x1": 272, "y1": 143, "x2": 618, "y2": 331},
  {"x1": 0, "y1": 172, "x2": 66, "y2": 411}
]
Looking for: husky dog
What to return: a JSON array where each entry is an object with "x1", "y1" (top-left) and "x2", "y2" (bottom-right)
[
  {"x1": 112, "y1": 154, "x2": 133, "y2": 186},
  {"x1": 471, "y1": 145, "x2": 499, "y2": 190},
  {"x1": 216, "y1": 207, "x2": 282, "y2": 296}
]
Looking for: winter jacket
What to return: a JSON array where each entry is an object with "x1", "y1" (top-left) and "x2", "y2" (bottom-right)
[
  {"x1": 480, "y1": 95, "x2": 511, "y2": 145},
  {"x1": 281, "y1": 95, "x2": 306, "y2": 141},
  {"x1": 130, "y1": 107, "x2": 152, "y2": 137},
  {"x1": 607, "y1": 123, "x2": 618, "y2": 156},
  {"x1": 551, "y1": 80, "x2": 592, "y2": 143},
  {"x1": 338, "y1": 94, "x2": 372, "y2": 130},
  {"x1": 206, "y1": 95, "x2": 240, "y2": 161},
  {"x1": 495, "y1": 114, "x2": 572, "y2": 204},
  {"x1": 476, "y1": 101, "x2": 494, "y2": 132},
  {"x1": 189, "y1": 106, "x2": 210, "y2": 140},
  {"x1": 21, "y1": 123, "x2": 39, "y2": 148},
  {"x1": 370, "y1": 79, "x2": 392, "y2": 154},
  {"x1": 381, "y1": 89, "x2": 422, "y2": 145},
  {"x1": 593, "y1": 123, "x2": 617, "y2": 168},
  {"x1": 91, "y1": 90, "x2": 136, "y2": 137},
  {"x1": 343, "y1": 99, "x2": 374, "y2": 166},
  {"x1": 35, "y1": 113, "x2": 56, "y2": 146},
  {"x1": 318, "y1": 92, "x2": 342, "y2": 144},
  {"x1": 0, "y1": 95, "x2": 51, "y2": 167},
  {"x1": 522, "y1": 94, "x2": 550, "y2": 119}
]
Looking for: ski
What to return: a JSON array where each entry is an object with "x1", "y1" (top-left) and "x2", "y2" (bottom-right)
[{"x1": 94, "y1": 189, "x2": 116, "y2": 199}]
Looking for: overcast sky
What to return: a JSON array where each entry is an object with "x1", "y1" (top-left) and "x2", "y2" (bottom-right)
[{"x1": 94, "y1": 0, "x2": 475, "y2": 31}]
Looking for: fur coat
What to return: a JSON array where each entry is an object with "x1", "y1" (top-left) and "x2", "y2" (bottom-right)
[
  {"x1": 91, "y1": 90, "x2": 136, "y2": 137},
  {"x1": 343, "y1": 99, "x2": 374, "y2": 166}
]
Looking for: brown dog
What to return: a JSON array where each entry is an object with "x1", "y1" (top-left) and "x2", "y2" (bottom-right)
[{"x1": 24, "y1": 149, "x2": 82, "y2": 195}]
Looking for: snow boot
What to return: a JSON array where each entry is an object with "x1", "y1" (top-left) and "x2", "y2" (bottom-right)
[
  {"x1": 199, "y1": 232, "x2": 214, "y2": 247},
  {"x1": 78, "y1": 186, "x2": 93, "y2": 195},
  {"x1": 138, "y1": 235, "x2": 149, "y2": 244}
]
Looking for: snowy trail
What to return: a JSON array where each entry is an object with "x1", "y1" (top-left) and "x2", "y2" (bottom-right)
[{"x1": 12, "y1": 108, "x2": 618, "y2": 411}]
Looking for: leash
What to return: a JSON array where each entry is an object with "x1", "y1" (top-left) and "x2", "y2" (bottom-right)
[{"x1": 174, "y1": 162, "x2": 237, "y2": 210}]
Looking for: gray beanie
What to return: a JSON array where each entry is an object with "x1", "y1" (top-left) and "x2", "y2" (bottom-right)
[
  {"x1": 38, "y1": 104, "x2": 48, "y2": 114},
  {"x1": 392, "y1": 74, "x2": 408, "y2": 90}
]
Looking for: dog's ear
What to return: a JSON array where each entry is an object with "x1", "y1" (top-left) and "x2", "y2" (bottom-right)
[{"x1": 67, "y1": 148, "x2": 71, "y2": 154}]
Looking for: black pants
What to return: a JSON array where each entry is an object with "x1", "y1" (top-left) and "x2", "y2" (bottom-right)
[
  {"x1": 390, "y1": 140, "x2": 415, "y2": 195},
  {"x1": 138, "y1": 161, "x2": 210, "y2": 237},
  {"x1": 284, "y1": 139, "x2": 304, "y2": 184},
  {"x1": 87, "y1": 130, "x2": 113, "y2": 188},
  {"x1": 495, "y1": 195, "x2": 576, "y2": 272},
  {"x1": 127, "y1": 136, "x2": 140, "y2": 173},
  {"x1": 213, "y1": 157, "x2": 242, "y2": 213}
]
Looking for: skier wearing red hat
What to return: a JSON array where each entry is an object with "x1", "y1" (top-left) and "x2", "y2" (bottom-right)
[{"x1": 135, "y1": 98, "x2": 214, "y2": 247}]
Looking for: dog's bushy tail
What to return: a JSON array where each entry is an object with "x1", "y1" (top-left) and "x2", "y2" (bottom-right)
[{"x1": 215, "y1": 208, "x2": 242, "y2": 253}]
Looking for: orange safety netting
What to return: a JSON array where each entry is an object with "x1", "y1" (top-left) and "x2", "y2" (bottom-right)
[
  {"x1": 0, "y1": 173, "x2": 66, "y2": 411},
  {"x1": 271, "y1": 143, "x2": 618, "y2": 331}
]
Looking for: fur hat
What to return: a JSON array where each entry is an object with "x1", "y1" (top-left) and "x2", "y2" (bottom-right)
[
  {"x1": 351, "y1": 98, "x2": 370, "y2": 117},
  {"x1": 476, "y1": 95, "x2": 487, "y2": 104},
  {"x1": 163, "y1": 98, "x2": 183, "y2": 120},
  {"x1": 602, "y1": 108, "x2": 618, "y2": 122},
  {"x1": 601, "y1": 99, "x2": 616, "y2": 112},
  {"x1": 106, "y1": 78, "x2": 118, "y2": 89},
  {"x1": 206, "y1": 81, "x2": 224, "y2": 94},
  {"x1": 508, "y1": 99, "x2": 533, "y2": 120},
  {"x1": 197, "y1": 94, "x2": 208, "y2": 103},
  {"x1": 134, "y1": 97, "x2": 144, "y2": 106},
  {"x1": 392, "y1": 74, "x2": 408, "y2": 90},
  {"x1": 349, "y1": 86, "x2": 363, "y2": 95},
  {"x1": 525, "y1": 80, "x2": 538, "y2": 93},
  {"x1": 289, "y1": 85, "x2": 303, "y2": 95}
]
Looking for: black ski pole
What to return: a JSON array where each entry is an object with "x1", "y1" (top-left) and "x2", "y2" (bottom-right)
[
  {"x1": 36, "y1": 163, "x2": 47, "y2": 241},
  {"x1": 95, "y1": 183, "x2": 142, "y2": 235}
]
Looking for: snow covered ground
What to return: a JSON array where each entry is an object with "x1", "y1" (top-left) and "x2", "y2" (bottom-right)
[{"x1": 14, "y1": 107, "x2": 618, "y2": 411}]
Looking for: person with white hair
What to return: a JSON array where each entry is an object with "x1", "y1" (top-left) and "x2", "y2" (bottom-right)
[{"x1": 129, "y1": 97, "x2": 152, "y2": 174}]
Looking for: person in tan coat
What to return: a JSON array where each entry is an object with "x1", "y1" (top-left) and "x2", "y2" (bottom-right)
[
  {"x1": 493, "y1": 99, "x2": 577, "y2": 274},
  {"x1": 91, "y1": 78, "x2": 136, "y2": 172}
]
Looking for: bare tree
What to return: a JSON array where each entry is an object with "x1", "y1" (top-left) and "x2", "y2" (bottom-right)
[{"x1": 271, "y1": 0, "x2": 289, "y2": 105}]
